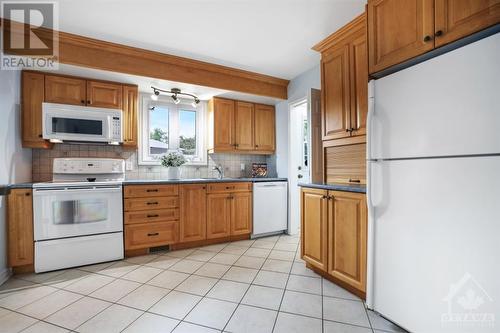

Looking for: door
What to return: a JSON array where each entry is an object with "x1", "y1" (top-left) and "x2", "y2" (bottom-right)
[
  {"x1": 86, "y1": 81, "x2": 123, "y2": 109},
  {"x1": 45, "y1": 74, "x2": 86, "y2": 106},
  {"x1": 368, "y1": 0, "x2": 435, "y2": 74},
  {"x1": 213, "y1": 98, "x2": 235, "y2": 151},
  {"x1": 22, "y1": 71, "x2": 48, "y2": 147},
  {"x1": 231, "y1": 192, "x2": 252, "y2": 235},
  {"x1": 369, "y1": 157, "x2": 500, "y2": 332},
  {"x1": 435, "y1": 0, "x2": 500, "y2": 47},
  {"x1": 33, "y1": 185, "x2": 123, "y2": 240},
  {"x1": 370, "y1": 33, "x2": 500, "y2": 160},
  {"x1": 254, "y1": 104, "x2": 276, "y2": 151},
  {"x1": 122, "y1": 85, "x2": 138, "y2": 148},
  {"x1": 8, "y1": 189, "x2": 34, "y2": 267},
  {"x1": 321, "y1": 45, "x2": 351, "y2": 140},
  {"x1": 206, "y1": 193, "x2": 231, "y2": 239},
  {"x1": 327, "y1": 191, "x2": 367, "y2": 292},
  {"x1": 300, "y1": 188, "x2": 328, "y2": 271},
  {"x1": 349, "y1": 28, "x2": 368, "y2": 137},
  {"x1": 180, "y1": 184, "x2": 207, "y2": 242},
  {"x1": 234, "y1": 101, "x2": 254, "y2": 150}
]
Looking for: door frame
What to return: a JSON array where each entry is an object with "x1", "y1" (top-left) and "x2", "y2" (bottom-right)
[{"x1": 287, "y1": 96, "x2": 312, "y2": 235}]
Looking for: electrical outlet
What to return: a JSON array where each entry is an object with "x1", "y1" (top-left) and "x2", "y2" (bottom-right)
[
  {"x1": 125, "y1": 161, "x2": 134, "y2": 171},
  {"x1": 240, "y1": 163, "x2": 245, "y2": 171}
]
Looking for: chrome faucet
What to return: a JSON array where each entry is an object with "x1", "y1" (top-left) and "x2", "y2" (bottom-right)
[{"x1": 213, "y1": 164, "x2": 224, "y2": 179}]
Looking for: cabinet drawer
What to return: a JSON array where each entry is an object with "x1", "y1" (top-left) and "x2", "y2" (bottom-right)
[
  {"x1": 124, "y1": 185, "x2": 178, "y2": 198},
  {"x1": 125, "y1": 222, "x2": 178, "y2": 250},
  {"x1": 125, "y1": 208, "x2": 179, "y2": 225},
  {"x1": 207, "y1": 182, "x2": 252, "y2": 193},
  {"x1": 124, "y1": 197, "x2": 179, "y2": 211}
]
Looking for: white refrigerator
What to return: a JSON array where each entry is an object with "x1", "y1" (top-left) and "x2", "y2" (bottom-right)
[{"x1": 366, "y1": 33, "x2": 500, "y2": 333}]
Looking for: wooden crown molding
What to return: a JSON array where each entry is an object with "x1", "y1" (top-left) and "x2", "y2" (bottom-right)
[
  {"x1": 1, "y1": 18, "x2": 289, "y2": 99},
  {"x1": 312, "y1": 12, "x2": 366, "y2": 53}
]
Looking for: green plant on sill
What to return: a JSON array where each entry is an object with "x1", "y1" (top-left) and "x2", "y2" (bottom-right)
[{"x1": 160, "y1": 152, "x2": 187, "y2": 167}]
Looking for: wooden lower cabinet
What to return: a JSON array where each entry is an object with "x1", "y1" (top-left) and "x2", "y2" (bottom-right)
[
  {"x1": 206, "y1": 193, "x2": 232, "y2": 239},
  {"x1": 231, "y1": 192, "x2": 252, "y2": 235},
  {"x1": 300, "y1": 187, "x2": 367, "y2": 296},
  {"x1": 180, "y1": 184, "x2": 207, "y2": 242},
  {"x1": 7, "y1": 189, "x2": 34, "y2": 267},
  {"x1": 300, "y1": 189, "x2": 328, "y2": 271}
]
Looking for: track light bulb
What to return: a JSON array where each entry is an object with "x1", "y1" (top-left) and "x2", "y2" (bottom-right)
[
  {"x1": 191, "y1": 98, "x2": 200, "y2": 108},
  {"x1": 151, "y1": 89, "x2": 159, "y2": 101},
  {"x1": 172, "y1": 94, "x2": 180, "y2": 104}
]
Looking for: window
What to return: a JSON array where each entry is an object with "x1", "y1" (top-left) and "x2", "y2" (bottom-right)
[{"x1": 139, "y1": 95, "x2": 206, "y2": 165}]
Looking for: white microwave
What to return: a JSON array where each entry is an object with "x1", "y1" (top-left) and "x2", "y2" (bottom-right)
[{"x1": 42, "y1": 103, "x2": 122, "y2": 144}]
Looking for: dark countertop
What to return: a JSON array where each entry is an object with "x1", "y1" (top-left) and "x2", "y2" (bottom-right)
[
  {"x1": 1, "y1": 178, "x2": 288, "y2": 193},
  {"x1": 298, "y1": 182, "x2": 366, "y2": 193}
]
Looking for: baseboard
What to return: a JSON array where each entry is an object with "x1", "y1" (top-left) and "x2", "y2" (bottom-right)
[{"x1": 0, "y1": 267, "x2": 12, "y2": 285}]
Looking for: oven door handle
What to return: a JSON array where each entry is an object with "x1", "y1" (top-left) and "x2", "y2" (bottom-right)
[{"x1": 33, "y1": 185, "x2": 122, "y2": 194}]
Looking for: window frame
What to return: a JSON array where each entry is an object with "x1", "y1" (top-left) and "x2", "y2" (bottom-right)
[{"x1": 138, "y1": 94, "x2": 207, "y2": 166}]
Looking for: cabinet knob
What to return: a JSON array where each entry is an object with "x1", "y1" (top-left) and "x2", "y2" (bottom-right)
[
  {"x1": 25, "y1": 192, "x2": 30, "y2": 196},
  {"x1": 435, "y1": 30, "x2": 443, "y2": 37},
  {"x1": 255, "y1": 145, "x2": 259, "y2": 148},
  {"x1": 423, "y1": 35, "x2": 432, "y2": 42},
  {"x1": 87, "y1": 100, "x2": 91, "y2": 104},
  {"x1": 81, "y1": 100, "x2": 85, "y2": 104},
  {"x1": 38, "y1": 134, "x2": 43, "y2": 138}
]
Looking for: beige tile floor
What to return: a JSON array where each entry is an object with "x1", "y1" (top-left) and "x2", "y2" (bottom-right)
[{"x1": 0, "y1": 234, "x2": 406, "y2": 333}]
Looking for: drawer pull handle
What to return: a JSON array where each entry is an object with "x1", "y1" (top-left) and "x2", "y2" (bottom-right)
[
  {"x1": 147, "y1": 189, "x2": 159, "y2": 192},
  {"x1": 147, "y1": 202, "x2": 159, "y2": 205},
  {"x1": 147, "y1": 232, "x2": 159, "y2": 237},
  {"x1": 147, "y1": 214, "x2": 159, "y2": 218},
  {"x1": 349, "y1": 179, "x2": 361, "y2": 183}
]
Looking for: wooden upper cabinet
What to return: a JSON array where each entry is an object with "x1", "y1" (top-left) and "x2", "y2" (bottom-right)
[
  {"x1": 231, "y1": 192, "x2": 252, "y2": 236},
  {"x1": 254, "y1": 104, "x2": 276, "y2": 151},
  {"x1": 234, "y1": 101, "x2": 255, "y2": 150},
  {"x1": 322, "y1": 45, "x2": 351, "y2": 140},
  {"x1": 301, "y1": 188, "x2": 328, "y2": 271},
  {"x1": 8, "y1": 189, "x2": 34, "y2": 267},
  {"x1": 22, "y1": 71, "x2": 51, "y2": 148},
  {"x1": 86, "y1": 80, "x2": 123, "y2": 109},
  {"x1": 349, "y1": 29, "x2": 368, "y2": 137},
  {"x1": 45, "y1": 74, "x2": 86, "y2": 105},
  {"x1": 434, "y1": 0, "x2": 500, "y2": 47},
  {"x1": 327, "y1": 191, "x2": 367, "y2": 293},
  {"x1": 180, "y1": 184, "x2": 207, "y2": 242},
  {"x1": 122, "y1": 85, "x2": 138, "y2": 148},
  {"x1": 212, "y1": 98, "x2": 235, "y2": 151},
  {"x1": 368, "y1": 0, "x2": 435, "y2": 74},
  {"x1": 206, "y1": 193, "x2": 232, "y2": 239}
]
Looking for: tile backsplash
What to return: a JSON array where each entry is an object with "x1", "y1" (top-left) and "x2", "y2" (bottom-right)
[{"x1": 32, "y1": 144, "x2": 276, "y2": 182}]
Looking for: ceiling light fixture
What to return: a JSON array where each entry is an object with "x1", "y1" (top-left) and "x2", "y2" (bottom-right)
[{"x1": 150, "y1": 86, "x2": 200, "y2": 107}]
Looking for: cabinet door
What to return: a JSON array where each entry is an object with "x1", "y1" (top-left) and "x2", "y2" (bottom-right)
[
  {"x1": 254, "y1": 104, "x2": 276, "y2": 151},
  {"x1": 434, "y1": 0, "x2": 500, "y2": 47},
  {"x1": 322, "y1": 45, "x2": 351, "y2": 140},
  {"x1": 206, "y1": 193, "x2": 231, "y2": 239},
  {"x1": 368, "y1": 0, "x2": 435, "y2": 74},
  {"x1": 86, "y1": 81, "x2": 123, "y2": 109},
  {"x1": 45, "y1": 74, "x2": 86, "y2": 105},
  {"x1": 122, "y1": 85, "x2": 138, "y2": 148},
  {"x1": 213, "y1": 98, "x2": 235, "y2": 151},
  {"x1": 8, "y1": 189, "x2": 34, "y2": 267},
  {"x1": 231, "y1": 192, "x2": 252, "y2": 236},
  {"x1": 234, "y1": 101, "x2": 255, "y2": 150},
  {"x1": 22, "y1": 71, "x2": 50, "y2": 148},
  {"x1": 180, "y1": 184, "x2": 207, "y2": 242},
  {"x1": 349, "y1": 27, "x2": 368, "y2": 138},
  {"x1": 300, "y1": 188, "x2": 328, "y2": 271},
  {"x1": 327, "y1": 191, "x2": 367, "y2": 292}
]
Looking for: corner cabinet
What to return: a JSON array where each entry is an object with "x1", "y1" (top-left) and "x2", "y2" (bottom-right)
[
  {"x1": 368, "y1": 0, "x2": 500, "y2": 74},
  {"x1": 21, "y1": 71, "x2": 138, "y2": 149},
  {"x1": 208, "y1": 97, "x2": 275, "y2": 154},
  {"x1": 7, "y1": 189, "x2": 34, "y2": 268},
  {"x1": 300, "y1": 187, "x2": 367, "y2": 298},
  {"x1": 314, "y1": 13, "x2": 368, "y2": 143}
]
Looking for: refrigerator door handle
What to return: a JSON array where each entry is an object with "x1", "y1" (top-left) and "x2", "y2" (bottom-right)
[{"x1": 367, "y1": 80, "x2": 375, "y2": 161}]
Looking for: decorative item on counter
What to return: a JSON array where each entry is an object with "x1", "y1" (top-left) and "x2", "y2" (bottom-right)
[
  {"x1": 251, "y1": 163, "x2": 268, "y2": 178},
  {"x1": 160, "y1": 152, "x2": 186, "y2": 179}
]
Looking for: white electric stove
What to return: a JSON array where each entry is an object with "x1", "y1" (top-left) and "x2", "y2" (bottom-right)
[{"x1": 33, "y1": 158, "x2": 125, "y2": 273}]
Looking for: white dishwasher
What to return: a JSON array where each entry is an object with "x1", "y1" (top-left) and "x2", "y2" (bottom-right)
[{"x1": 252, "y1": 181, "x2": 288, "y2": 238}]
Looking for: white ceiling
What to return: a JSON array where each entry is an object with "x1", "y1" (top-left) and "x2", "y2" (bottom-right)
[{"x1": 56, "y1": 0, "x2": 366, "y2": 80}]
